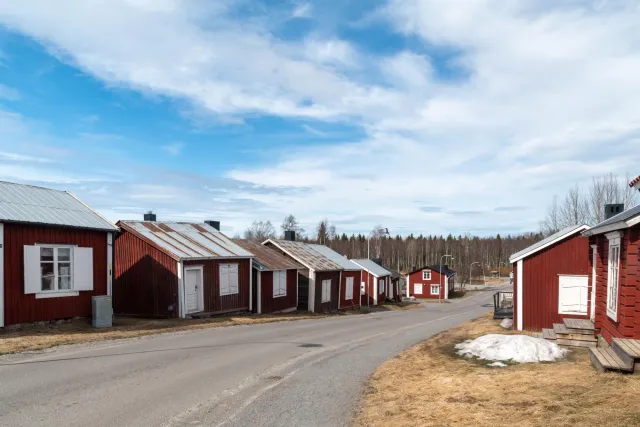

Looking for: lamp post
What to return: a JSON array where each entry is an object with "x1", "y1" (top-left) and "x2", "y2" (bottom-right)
[
  {"x1": 440, "y1": 254, "x2": 454, "y2": 303},
  {"x1": 470, "y1": 261, "x2": 481, "y2": 290}
]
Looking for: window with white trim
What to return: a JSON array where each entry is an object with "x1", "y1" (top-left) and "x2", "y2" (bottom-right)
[
  {"x1": 322, "y1": 279, "x2": 331, "y2": 302},
  {"x1": 430, "y1": 284, "x2": 439, "y2": 295},
  {"x1": 360, "y1": 281, "x2": 366, "y2": 295},
  {"x1": 220, "y1": 263, "x2": 239, "y2": 296},
  {"x1": 40, "y1": 246, "x2": 73, "y2": 291},
  {"x1": 345, "y1": 277, "x2": 354, "y2": 300},
  {"x1": 414, "y1": 283, "x2": 423, "y2": 294},
  {"x1": 606, "y1": 233, "x2": 621, "y2": 321},
  {"x1": 273, "y1": 270, "x2": 287, "y2": 298},
  {"x1": 422, "y1": 270, "x2": 431, "y2": 280},
  {"x1": 379, "y1": 278, "x2": 385, "y2": 294}
]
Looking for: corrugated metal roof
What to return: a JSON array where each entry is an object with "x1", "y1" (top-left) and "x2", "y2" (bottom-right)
[
  {"x1": 263, "y1": 240, "x2": 343, "y2": 271},
  {"x1": 120, "y1": 221, "x2": 253, "y2": 260},
  {"x1": 232, "y1": 239, "x2": 303, "y2": 271},
  {"x1": 309, "y1": 244, "x2": 361, "y2": 271},
  {"x1": 0, "y1": 181, "x2": 117, "y2": 231},
  {"x1": 351, "y1": 259, "x2": 391, "y2": 277},
  {"x1": 509, "y1": 224, "x2": 588, "y2": 263}
]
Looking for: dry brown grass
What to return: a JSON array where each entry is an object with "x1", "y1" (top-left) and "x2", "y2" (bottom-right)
[
  {"x1": 353, "y1": 314, "x2": 640, "y2": 427},
  {"x1": 376, "y1": 302, "x2": 423, "y2": 311},
  {"x1": 0, "y1": 310, "x2": 360, "y2": 355}
]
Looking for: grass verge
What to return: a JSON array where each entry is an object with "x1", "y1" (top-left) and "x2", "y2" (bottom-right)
[{"x1": 353, "y1": 314, "x2": 640, "y2": 427}]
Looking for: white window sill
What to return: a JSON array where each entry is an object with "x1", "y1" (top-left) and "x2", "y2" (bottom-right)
[
  {"x1": 220, "y1": 291, "x2": 239, "y2": 297},
  {"x1": 607, "y1": 309, "x2": 618, "y2": 322},
  {"x1": 345, "y1": 297, "x2": 353, "y2": 300},
  {"x1": 35, "y1": 290, "x2": 80, "y2": 299},
  {"x1": 273, "y1": 294, "x2": 287, "y2": 298}
]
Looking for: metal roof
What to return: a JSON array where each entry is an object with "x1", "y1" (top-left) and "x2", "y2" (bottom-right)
[
  {"x1": 407, "y1": 265, "x2": 456, "y2": 276},
  {"x1": 351, "y1": 259, "x2": 391, "y2": 277},
  {"x1": 509, "y1": 224, "x2": 589, "y2": 263},
  {"x1": 232, "y1": 239, "x2": 303, "y2": 271},
  {"x1": 0, "y1": 181, "x2": 117, "y2": 231},
  {"x1": 582, "y1": 204, "x2": 640, "y2": 236},
  {"x1": 308, "y1": 244, "x2": 362, "y2": 271},
  {"x1": 263, "y1": 240, "x2": 344, "y2": 271},
  {"x1": 120, "y1": 221, "x2": 253, "y2": 260}
]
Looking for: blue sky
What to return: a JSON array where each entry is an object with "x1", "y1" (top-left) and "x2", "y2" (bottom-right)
[{"x1": 0, "y1": 0, "x2": 639, "y2": 237}]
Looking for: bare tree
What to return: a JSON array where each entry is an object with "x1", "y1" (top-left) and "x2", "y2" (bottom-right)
[
  {"x1": 280, "y1": 214, "x2": 305, "y2": 240},
  {"x1": 541, "y1": 195, "x2": 562, "y2": 235},
  {"x1": 559, "y1": 185, "x2": 589, "y2": 228},
  {"x1": 244, "y1": 220, "x2": 276, "y2": 242}
]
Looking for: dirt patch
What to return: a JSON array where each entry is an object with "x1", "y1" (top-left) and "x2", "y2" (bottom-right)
[
  {"x1": 0, "y1": 310, "x2": 360, "y2": 355},
  {"x1": 375, "y1": 302, "x2": 423, "y2": 311},
  {"x1": 353, "y1": 314, "x2": 640, "y2": 427}
]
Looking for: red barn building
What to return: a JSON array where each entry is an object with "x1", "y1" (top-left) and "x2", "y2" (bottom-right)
[
  {"x1": 263, "y1": 236, "x2": 361, "y2": 313},
  {"x1": 583, "y1": 203, "x2": 640, "y2": 343},
  {"x1": 510, "y1": 224, "x2": 591, "y2": 331},
  {"x1": 114, "y1": 218, "x2": 254, "y2": 318},
  {"x1": 351, "y1": 259, "x2": 392, "y2": 306},
  {"x1": 0, "y1": 181, "x2": 118, "y2": 328},
  {"x1": 406, "y1": 265, "x2": 456, "y2": 300},
  {"x1": 232, "y1": 239, "x2": 302, "y2": 314}
]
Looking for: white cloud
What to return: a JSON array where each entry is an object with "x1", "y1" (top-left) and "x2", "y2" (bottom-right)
[
  {"x1": 162, "y1": 142, "x2": 184, "y2": 156},
  {"x1": 292, "y1": 2, "x2": 312, "y2": 18},
  {"x1": 0, "y1": 84, "x2": 20, "y2": 101}
]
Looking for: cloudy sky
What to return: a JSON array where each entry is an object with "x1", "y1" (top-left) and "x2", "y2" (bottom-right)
[{"x1": 0, "y1": 0, "x2": 638, "y2": 237}]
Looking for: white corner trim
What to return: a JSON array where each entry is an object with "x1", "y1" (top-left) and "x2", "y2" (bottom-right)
[
  {"x1": 0, "y1": 223, "x2": 4, "y2": 328},
  {"x1": 309, "y1": 269, "x2": 315, "y2": 313},
  {"x1": 35, "y1": 290, "x2": 80, "y2": 299},
  {"x1": 590, "y1": 245, "x2": 597, "y2": 321},
  {"x1": 257, "y1": 270, "x2": 262, "y2": 314},
  {"x1": 338, "y1": 270, "x2": 343, "y2": 309},
  {"x1": 249, "y1": 262, "x2": 253, "y2": 313},
  {"x1": 177, "y1": 261, "x2": 185, "y2": 319},
  {"x1": 516, "y1": 260, "x2": 523, "y2": 331},
  {"x1": 107, "y1": 232, "x2": 113, "y2": 297}
]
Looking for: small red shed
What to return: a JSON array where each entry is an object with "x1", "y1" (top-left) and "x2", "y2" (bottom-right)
[
  {"x1": 406, "y1": 265, "x2": 456, "y2": 300},
  {"x1": 0, "y1": 181, "x2": 118, "y2": 328},
  {"x1": 114, "y1": 219, "x2": 254, "y2": 318},
  {"x1": 583, "y1": 203, "x2": 640, "y2": 343},
  {"x1": 510, "y1": 224, "x2": 591, "y2": 331},
  {"x1": 350, "y1": 259, "x2": 392, "y2": 306},
  {"x1": 232, "y1": 239, "x2": 303, "y2": 314}
]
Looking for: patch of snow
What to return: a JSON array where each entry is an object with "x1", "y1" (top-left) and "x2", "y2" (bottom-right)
[
  {"x1": 487, "y1": 361, "x2": 507, "y2": 368},
  {"x1": 455, "y1": 334, "x2": 568, "y2": 363},
  {"x1": 500, "y1": 318, "x2": 513, "y2": 329}
]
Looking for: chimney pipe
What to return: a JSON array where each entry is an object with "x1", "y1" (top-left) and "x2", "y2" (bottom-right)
[
  {"x1": 205, "y1": 220, "x2": 220, "y2": 231},
  {"x1": 143, "y1": 211, "x2": 156, "y2": 222},
  {"x1": 604, "y1": 204, "x2": 624, "y2": 220},
  {"x1": 284, "y1": 230, "x2": 296, "y2": 241}
]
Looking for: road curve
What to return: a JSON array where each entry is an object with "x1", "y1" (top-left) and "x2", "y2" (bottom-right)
[{"x1": 0, "y1": 286, "x2": 507, "y2": 427}]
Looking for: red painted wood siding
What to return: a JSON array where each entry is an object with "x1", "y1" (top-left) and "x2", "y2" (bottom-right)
[
  {"x1": 314, "y1": 271, "x2": 340, "y2": 313},
  {"x1": 520, "y1": 234, "x2": 590, "y2": 331},
  {"x1": 114, "y1": 229, "x2": 178, "y2": 318},
  {"x1": 407, "y1": 269, "x2": 451, "y2": 299},
  {"x1": 259, "y1": 269, "x2": 298, "y2": 314},
  {"x1": 4, "y1": 223, "x2": 109, "y2": 325},
  {"x1": 339, "y1": 270, "x2": 361, "y2": 310},
  {"x1": 592, "y1": 226, "x2": 640, "y2": 342},
  {"x1": 184, "y1": 258, "x2": 251, "y2": 314}
]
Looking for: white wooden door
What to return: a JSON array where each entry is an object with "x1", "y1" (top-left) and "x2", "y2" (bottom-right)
[
  {"x1": 558, "y1": 275, "x2": 588, "y2": 315},
  {"x1": 185, "y1": 267, "x2": 203, "y2": 314}
]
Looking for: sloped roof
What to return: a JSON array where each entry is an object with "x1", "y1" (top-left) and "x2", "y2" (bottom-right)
[
  {"x1": 232, "y1": 239, "x2": 303, "y2": 271},
  {"x1": 263, "y1": 239, "x2": 343, "y2": 271},
  {"x1": 119, "y1": 221, "x2": 253, "y2": 261},
  {"x1": 630, "y1": 175, "x2": 640, "y2": 188},
  {"x1": 0, "y1": 181, "x2": 117, "y2": 231},
  {"x1": 408, "y1": 265, "x2": 456, "y2": 276},
  {"x1": 309, "y1": 244, "x2": 361, "y2": 271},
  {"x1": 351, "y1": 259, "x2": 391, "y2": 277},
  {"x1": 582, "y1": 204, "x2": 640, "y2": 236},
  {"x1": 510, "y1": 224, "x2": 589, "y2": 263}
]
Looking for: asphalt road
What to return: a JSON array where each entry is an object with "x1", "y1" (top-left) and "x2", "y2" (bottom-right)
[{"x1": 0, "y1": 285, "x2": 507, "y2": 427}]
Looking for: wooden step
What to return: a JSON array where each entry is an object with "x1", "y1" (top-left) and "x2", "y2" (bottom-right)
[
  {"x1": 562, "y1": 318, "x2": 595, "y2": 335},
  {"x1": 555, "y1": 338, "x2": 597, "y2": 348},
  {"x1": 589, "y1": 348, "x2": 633, "y2": 373},
  {"x1": 553, "y1": 323, "x2": 596, "y2": 341},
  {"x1": 612, "y1": 339, "x2": 640, "y2": 372},
  {"x1": 542, "y1": 328, "x2": 556, "y2": 340},
  {"x1": 553, "y1": 323, "x2": 568, "y2": 334}
]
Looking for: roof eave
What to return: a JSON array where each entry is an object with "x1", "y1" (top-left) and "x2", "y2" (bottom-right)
[
  {"x1": 0, "y1": 219, "x2": 119, "y2": 233},
  {"x1": 509, "y1": 224, "x2": 590, "y2": 263}
]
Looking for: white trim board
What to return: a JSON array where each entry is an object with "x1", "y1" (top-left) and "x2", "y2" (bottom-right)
[
  {"x1": 516, "y1": 259, "x2": 523, "y2": 331},
  {"x1": 184, "y1": 265, "x2": 205, "y2": 314},
  {"x1": 590, "y1": 245, "x2": 597, "y2": 321},
  {"x1": 177, "y1": 261, "x2": 185, "y2": 318},
  {"x1": 0, "y1": 223, "x2": 4, "y2": 328}
]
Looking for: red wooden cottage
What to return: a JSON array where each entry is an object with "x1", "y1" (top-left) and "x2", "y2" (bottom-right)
[
  {"x1": 114, "y1": 217, "x2": 254, "y2": 318},
  {"x1": 0, "y1": 181, "x2": 118, "y2": 328},
  {"x1": 350, "y1": 259, "x2": 392, "y2": 306},
  {"x1": 510, "y1": 224, "x2": 591, "y2": 331},
  {"x1": 582, "y1": 202, "x2": 640, "y2": 343},
  {"x1": 263, "y1": 235, "x2": 361, "y2": 313},
  {"x1": 406, "y1": 265, "x2": 456, "y2": 300},
  {"x1": 232, "y1": 239, "x2": 303, "y2": 314}
]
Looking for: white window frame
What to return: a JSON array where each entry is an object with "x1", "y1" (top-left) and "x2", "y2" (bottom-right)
[
  {"x1": 38, "y1": 244, "x2": 75, "y2": 295},
  {"x1": 379, "y1": 278, "x2": 385, "y2": 294},
  {"x1": 345, "y1": 277, "x2": 354, "y2": 300},
  {"x1": 430, "y1": 284, "x2": 440, "y2": 295},
  {"x1": 321, "y1": 279, "x2": 331, "y2": 303},
  {"x1": 422, "y1": 270, "x2": 431, "y2": 280},
  {"x1": 414, "y1": 283, "x2": 423, "y2": 294},
  {"x1": 219, "y1": 263, "x2": 239, "y2": 296},
  {"x1": 360, "y1": 281, "x2": 366, "y2": 295},
  {"x1": 606, "y1": 232, "x2": 621, "y2": 321},
  {"x1": 273, "y1": 270, "x2": 287, "y2": 298}
]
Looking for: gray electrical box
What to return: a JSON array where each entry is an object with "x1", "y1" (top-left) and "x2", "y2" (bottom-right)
[{"x1": 92, "y1": 296, "x2": 113, "y2": 328}]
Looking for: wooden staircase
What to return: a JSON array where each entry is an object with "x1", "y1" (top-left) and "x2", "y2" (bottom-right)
[
  {"x1": 539, "y1": 318, "x2": 597, "y2": 348},
  {"x1": 589, "y1": 338, "x2": 640, "y2": 374}
]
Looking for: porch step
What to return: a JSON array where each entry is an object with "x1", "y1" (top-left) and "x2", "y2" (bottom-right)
[
  {"x1": 542, "y1": 328, "x2": 556, "y2": 340},
  {"x1": 562, "y1": 318, "x2": 595, "y2": 335},
  {"x1": 612, "y1": 339, "x2": 640, "y2": 373},
  {"x1": 555, "y1": 338, "x2": 597, "y2": 348},
  {"x1": 589, "y1": 348, "x2": 633, "y2": 373},
  {"x1": 552, "y1": 323, "x2": 598, "y2": 342}
]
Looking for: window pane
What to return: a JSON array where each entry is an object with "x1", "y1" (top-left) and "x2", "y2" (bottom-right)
[
  {"x1": 59, "y1": 276, "x2": 72, "y2": 290},
  {"x1": 42, "y1": 276, "x2": 54, "y2": 291},
  {"x1": 40, "y1": 247, "x2": 54, "y2": 262},
  {"x1": 41, "y1": 262, "x2": 54, "y2": 277},
  {"x1": 58, "y1": 262, "x2": 71, "y2": 277},
  {"x1": 58, "y1": 248, "x2": 71, "y2": 262}
]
